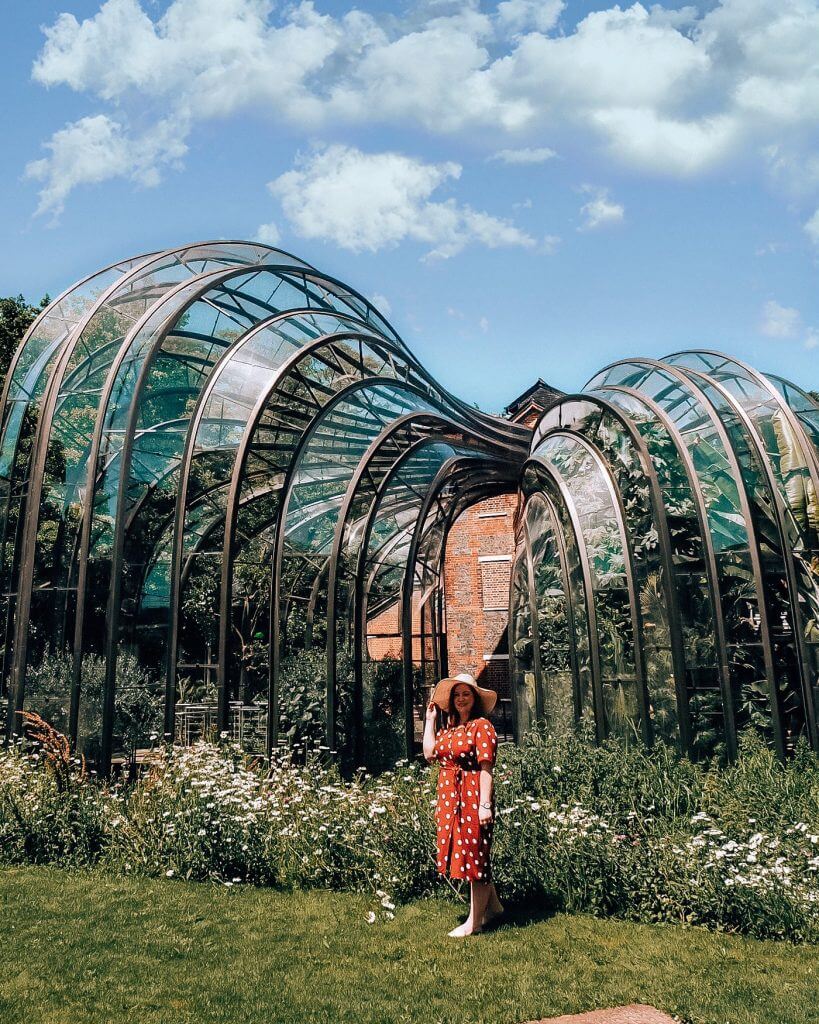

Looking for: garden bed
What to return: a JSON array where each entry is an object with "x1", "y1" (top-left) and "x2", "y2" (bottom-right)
[{"x1": 1, "y1": 724, "x2": 817, "y2": 943}]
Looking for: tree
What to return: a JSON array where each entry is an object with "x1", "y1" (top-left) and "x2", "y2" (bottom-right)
[{"x1": 0, "y1": 294, "x2": 48, "y2": 393}]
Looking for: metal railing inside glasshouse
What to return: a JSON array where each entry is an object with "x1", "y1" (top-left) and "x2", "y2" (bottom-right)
[{"x1": 2, "y1": 241, "x2": 817, "y2": 770}]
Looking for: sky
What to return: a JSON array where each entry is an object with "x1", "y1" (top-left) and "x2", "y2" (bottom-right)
[{"x1": 1, "y1": 0, "x2": 818, "y2": 413}]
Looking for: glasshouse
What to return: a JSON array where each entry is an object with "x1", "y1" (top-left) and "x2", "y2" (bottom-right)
[{"x1": 1, "y1": 241, "x2": 818, "y2": 771}]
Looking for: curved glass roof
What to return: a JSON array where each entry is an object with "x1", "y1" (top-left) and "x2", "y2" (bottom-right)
[
  {"x1": 5, "y1": 239, "x2": 818, "y2": 769},
  {"x1": 2, "y1": 242, "x2": 526, "y2": 769}
]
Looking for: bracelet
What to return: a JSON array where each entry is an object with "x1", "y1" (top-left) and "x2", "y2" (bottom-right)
[{"x1": 480, "y1": 802, "x2": 492, "y2": 810}]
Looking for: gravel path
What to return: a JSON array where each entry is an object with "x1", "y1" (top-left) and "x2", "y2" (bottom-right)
[{"x1": 526, "y1": 1006, "x2": 676, "y2": 1023}]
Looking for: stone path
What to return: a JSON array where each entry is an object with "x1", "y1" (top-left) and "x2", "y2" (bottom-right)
[{"x1": 526, "y1": 1005, "x2": 676, "y2": 1024}]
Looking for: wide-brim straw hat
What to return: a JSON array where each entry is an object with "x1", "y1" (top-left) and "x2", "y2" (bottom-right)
[{"x1": 431, "y1": 672, "x2": 497, "y2": 715}]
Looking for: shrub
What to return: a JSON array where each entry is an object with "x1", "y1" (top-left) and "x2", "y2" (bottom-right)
[
  {"x1": 0, "y1": 715, "x2": 816, "y2": 941},
  {"x1": 23, "y1": 649, "x2": 163, "y2": 766},
  {"x1": 107, "y1": 741, "x2": 276, "y2": 884},
  {"x1": 0, "y1": 718, "x2": 109, "y2": 866}
]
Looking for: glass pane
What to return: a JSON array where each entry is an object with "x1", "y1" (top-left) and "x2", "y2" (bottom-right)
[
  {"x1": 541, "y1": 399, "x2": 681, "y2": 745},
  {"x1": 588, "y1": 361, "x2": 775, "y2": 748},
  {"x1": 592, "y1": 386, "x2": 726, "y2": 757},
  {"x1": 0, "y1": 256, "x2": 148, "y2": 696},
  {"x1": 526, "y1": 495, "x2": 575, "y2": 736},
  {"x1": 22, "y1": 244, "x2": 270, "y2": 751},
  {"x1": 674, "y1": 367, "x2": 807, "y2": 751},
  {"x1": 534, "y1": 433, "x2": 642, "y2": 742}
]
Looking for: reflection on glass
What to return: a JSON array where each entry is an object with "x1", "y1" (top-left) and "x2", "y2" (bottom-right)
[
  {"x1": 539, "y1": 400, "x2": 681, "y2": 745},
  {"x1": 526, "y1": 496, "x2": 574, "y2": 735},
  {"x1": 23, "y1": 245, "x2": 273, "y2": 753},
  {"x1": 174, "y1": 310, "x2": 379, "y2": 725},
  {"x1": 591, "y1": 386, "x2": 726, "y2": 757},
  {"x1": 510, "y1": 546, "x2": 537, "y2": 735},
  {"x1": 588, "y1": 361, "x2": 775, "y2": 749},
  {"x1": 535, "y1": 434, "x2": 642, "y2": 742},
  {"x1": 0, "y1": 257, "x2": 147, "y2": 692},
  {"x1": 678, "y1": 367, "x2": 806, "y2": 751},
  {"x1": 670, "y1": 357, "x2": 819, "y2": 751}
]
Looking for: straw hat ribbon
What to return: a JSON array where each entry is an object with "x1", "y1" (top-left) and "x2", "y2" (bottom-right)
[{"x1": 431, "y1": 672, "x2": 497, "y2": 715}]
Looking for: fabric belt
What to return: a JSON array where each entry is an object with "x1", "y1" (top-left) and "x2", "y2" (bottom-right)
[{"x1": 439, "y1": 765, "x2": 480, "y2": 825}]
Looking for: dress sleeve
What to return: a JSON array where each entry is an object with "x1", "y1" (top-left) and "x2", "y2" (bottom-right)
[
  {"x1": 473, "y1": 718, "x2": 497, "y2": 767},
  {"x1": 432, "y1": 727, "x2": 446, "y2": 760}
]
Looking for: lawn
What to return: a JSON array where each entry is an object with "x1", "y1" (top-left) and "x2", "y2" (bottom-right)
[{"x1": 0, "y1": 867, "x2": 815, "y2": 1024}]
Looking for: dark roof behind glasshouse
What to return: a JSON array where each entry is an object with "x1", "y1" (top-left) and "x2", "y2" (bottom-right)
[
  {"x1": 2, "y1": 241, "x2": 818, "y2": 773},
  {"x1": 504, "y1": 378, "x2": 563, "y2": 419}
]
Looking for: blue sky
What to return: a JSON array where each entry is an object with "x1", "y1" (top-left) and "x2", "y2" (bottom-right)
[{"x1": 1, "y1": 0, "x2": 818, "y2": 411}]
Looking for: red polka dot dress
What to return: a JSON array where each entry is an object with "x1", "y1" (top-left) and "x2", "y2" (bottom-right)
[{"x1": 434, "y1": 716, "x2": 498, "y2": 882}]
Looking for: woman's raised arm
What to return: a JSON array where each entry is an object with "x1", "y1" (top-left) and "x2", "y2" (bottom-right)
[{"x1": 422, "y1": 701, "x2": 438, "y2": 762}]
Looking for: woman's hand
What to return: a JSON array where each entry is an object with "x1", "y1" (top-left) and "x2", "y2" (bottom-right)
[
  {"x1": 422, "y1": 701, "x2": 438, "y2": 762},
  {"x1": 478, "y1": 804, "x2": 493, "y2": 826}
]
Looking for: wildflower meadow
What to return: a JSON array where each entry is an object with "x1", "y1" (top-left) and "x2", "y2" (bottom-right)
[{"x1": 0, "y1": 721, "x2": 817, "y2": 944}]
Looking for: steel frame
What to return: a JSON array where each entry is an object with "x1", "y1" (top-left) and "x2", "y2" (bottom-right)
[
  {"x1": 590, "y1": 384, "x2": 738, "y2": 757},
  {"x1": 4, "y1": 241, "x2": 818, "y2": 769},
  {"x1": 531, "y1": 394, "x2": 694, "y2": 751}
]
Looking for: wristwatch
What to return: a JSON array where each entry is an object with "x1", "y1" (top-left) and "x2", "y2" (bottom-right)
[{"x1": 480, "y1": 802, "x2": 492, "y2": 810}]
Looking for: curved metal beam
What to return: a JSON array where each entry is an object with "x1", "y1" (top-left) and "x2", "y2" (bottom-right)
[
  {"x1": 523, "y1": 457, "x2": 606, "y2": 742},
  {"x1": 589, "y1": 358, "x2": 784, "y2": 756},
  {"x1": 532, "y1": 394, "x2": 692, "y2": 750},
  {"x1": 533, "y1": 431, "x2": 652, "y2": 745},
  {"x1": 7, "y1": 240, "x2": 284, "y2": 738}
]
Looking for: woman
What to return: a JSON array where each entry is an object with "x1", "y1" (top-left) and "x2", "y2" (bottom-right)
[{"x1": 423, "y1": 671, "x2": 504, "y2": 937}]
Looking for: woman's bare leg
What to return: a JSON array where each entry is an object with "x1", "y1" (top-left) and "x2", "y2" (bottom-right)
[
  {"x1": 448, "y1": 882, "x2": 491, "y2": 937},
  {"x1": 481, "y1": 883, "x2": 504, "y2": 926}
]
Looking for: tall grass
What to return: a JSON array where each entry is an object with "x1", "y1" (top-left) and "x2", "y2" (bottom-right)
[{"x1": 0, "y1": 720, "x2": 817, "y2": 941}]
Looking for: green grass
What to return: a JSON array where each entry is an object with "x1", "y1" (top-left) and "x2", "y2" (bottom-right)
[{"x1": 0, "y1": 867, "x2": 816, "y2": 1024}]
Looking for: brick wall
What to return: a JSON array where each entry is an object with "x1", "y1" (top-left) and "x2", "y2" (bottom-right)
[
  {"x1": 366, "y1": 600, "x2": 427, "y2": 662},
  {"x1": 442, "y1": 492, "x2": 517, "y2": 703},
  {"x1": 365, "y1": 493, "x2": 518, "y2": 698},
  {"x1": 363, "y1": 383, "x2": 553, "y2": 739},
  {"x1": 366, "y1": 601, "x2": 403, "y2": 661}
]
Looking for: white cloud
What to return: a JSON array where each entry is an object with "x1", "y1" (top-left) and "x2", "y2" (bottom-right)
[
  {"x1": 32, "y1": 0, "x2": 159, "y2": 98},
  {"x1": 542, "y1": 233, "x2": 561, "y2": 254},
  {"x1": 496, "y1": 0, "x2": 564, "y2": 35},
  {"x1": 805, "y1": 208, "x2": 819, "y2": 244},
  {"x1": 24, "y1": 113, "x2": 185, "y2": 218},
  {"x1": 265, "y1": 144, "x2": 536, "y2": 259},
  {"x1": 32, "y1": 0, "x2": 346, "y2": 114},
  {"x1": 760, "y1": 299, "x2": 818, "y2": 349},
  {"x1": 590, "y1": 108, "x2": 741, "y2": 176},
  {"x1": 755, "y1": 241, "x2": 787, "y2": 256},
  {"x1": 578, "y1": 186, "x2": 624, "y2": 231},
  {"x1": 491, "y1": 4, "x2": 710, "y2": 114},
  {"x1": 325, "y1": 8, "x2": 531, "y2": 132},
  {"x1": 479, "y1": 316, "x2": 490, "y2": 332},
  {"x1": 490, "y1": 146, "x2": 557, "y2": 164},
  {"x1": 760, "y1": 300, "x2": 800, "y2": 338},
  {"x1": 644, "y1": 5, "x2": 699, "y2": 31},
  {"x1": 370, "y1": 293, "x2": 392, "y2": 316},
  {"x1": 254, "y1": 221, "x2": 281, "y2": 247},
  {"x1": 26, "y1": 0, "x2": 819, "y2": 214}
]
